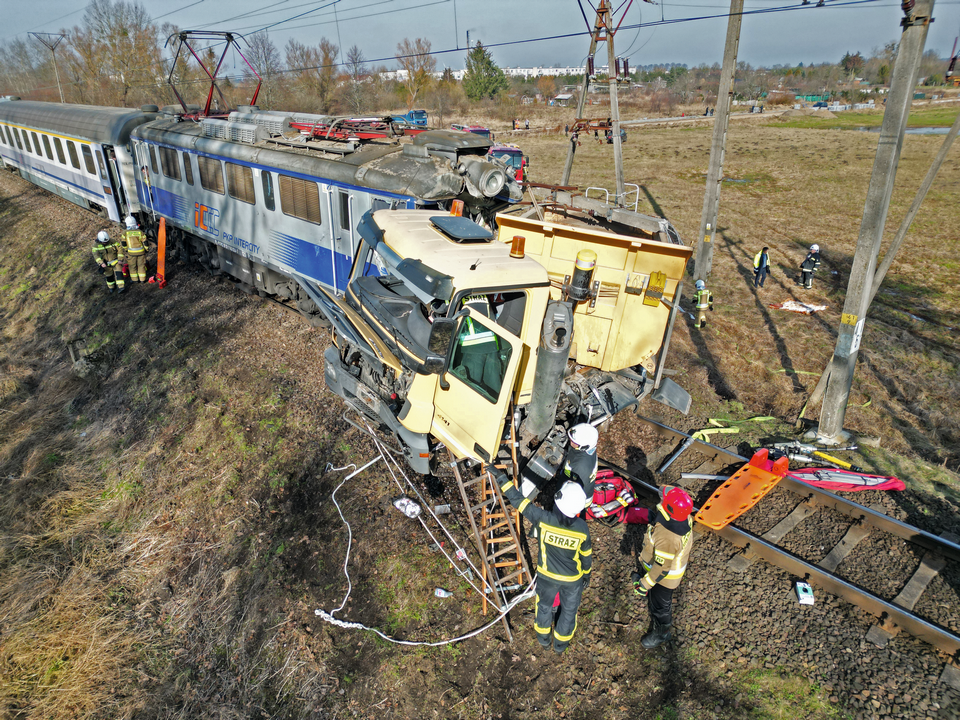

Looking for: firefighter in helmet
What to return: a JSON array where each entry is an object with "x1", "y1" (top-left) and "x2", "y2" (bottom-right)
[
  {"x1": 121, "y1": 215, "x2": 149, "y2": 283},
  {"x1": 564, "y1": 423, "x2": 599, "y2": 510},
  {"x1": 694, "y1": 280, "x2": 713, "y2": 328},
  {"x1": 497, "y1": 470, "x2": 592, "y2": 655},
  {"x1": 799, "y1": 243, "x2": 821, "y2": 289},
  {"x1": 92, "y1": 230, "x2": 125, "y2": 294},
  {"x1": 631, "y1": 485, "x2": 695, "y2": 649}
]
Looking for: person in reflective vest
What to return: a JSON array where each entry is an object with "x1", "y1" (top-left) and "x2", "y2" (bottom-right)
[
  {"x1": 456, "y1": 295, "x2": 504, "y2": 395},
  {"x1": 753, "y1": 247, "x2": 770, "y2": 288},
  {"x1": 92, "y1": 230, "x2": 125, "y2": 294},
  {"x1": 498, "y1": 470, "x2": 592, "y2": 655},
  {"x1": 631, "y1": 485, "x2": 694, "y2": 649},
  {"x1": 694, "y1": 280, "x2": 713, "y2": 328},
  {"x1": 121, "y1": 215, "x2": 149, "y2": 283}
]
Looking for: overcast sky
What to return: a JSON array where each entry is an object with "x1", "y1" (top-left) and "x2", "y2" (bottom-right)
[{"x1": 5, "y1": 0, "x2": 959, "y2": 73}]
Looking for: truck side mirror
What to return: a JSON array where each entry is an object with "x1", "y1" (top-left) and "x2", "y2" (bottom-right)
[{"x1": 424, "y1": 317, "x2": 457, "y2": 383}]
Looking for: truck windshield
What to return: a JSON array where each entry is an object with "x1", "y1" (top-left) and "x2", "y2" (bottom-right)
[{"x1": 490, "y1": 149, "x2": 522, "y2": 169}]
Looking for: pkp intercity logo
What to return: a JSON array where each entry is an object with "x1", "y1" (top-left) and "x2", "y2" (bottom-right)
[{"x1": 194, "y1": 202, "x2": 220, "y2": 237}]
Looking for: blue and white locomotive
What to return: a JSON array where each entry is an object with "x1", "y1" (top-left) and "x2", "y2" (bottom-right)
[{"x1": 0, "y1": 99, "x2": 522, "y2": 323}]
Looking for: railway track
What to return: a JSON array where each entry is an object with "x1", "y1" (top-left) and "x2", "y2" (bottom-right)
[{"x1": 600, "y1": 414, "x2": 960, "y2": 666}]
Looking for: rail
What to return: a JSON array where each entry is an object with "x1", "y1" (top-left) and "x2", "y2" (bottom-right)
[{"x1": 598, "y1": 414, "x2": 960, "y2": 658}]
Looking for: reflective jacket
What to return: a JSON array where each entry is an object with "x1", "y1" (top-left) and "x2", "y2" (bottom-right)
[
  {"x1": 122, "y1": 228, "x2": 148, "y2": 255},
  {"x1": 563, "y1": 446, "x2": 598, "y2": 508},
  {"x1": 92, "y1": 239, "x2": 123, "y2": 266},
  {"x1": 638, "y1": 504, "x2": 694, "y2": 591},
  {"x1": 753, "y1": 251, "x2": 769, "y2": 270},
  {"x1": 695, "y1": 288, "x2": 713, "y2": 311},
  {"x1": 499, "y1": 473, "x2": 592, "y2": 584}
]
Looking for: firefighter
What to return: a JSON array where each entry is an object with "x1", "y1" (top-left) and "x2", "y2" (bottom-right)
[
  {"x1": 799, "y1": 243, "x2": 820, "y2": 289},
  {"x1": 497, "y1": 470, "x2": 592, "y2": 655},
  {"x1": 121, "y1": 215, "x2": 149, "y2": 283},
  {"x1": 631, "y1": 485, "x2": 695, "y2": 649},
  {"x1": 92, "y1": 230, "x2": 125, "y2": 294},
  {"x1": 451, "y1": 295, "x2": 506, "y2": 397},
  {"x1": 694, "y1": 280, "x2": 713, "y2": 328},
  {"x1": 564, "y1": 423, "x2": 599, "y2": 509}
]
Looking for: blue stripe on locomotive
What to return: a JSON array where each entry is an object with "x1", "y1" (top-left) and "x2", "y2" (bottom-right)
[{"x1": 137, "y1": 140, "x2": 416, "y2": 294}]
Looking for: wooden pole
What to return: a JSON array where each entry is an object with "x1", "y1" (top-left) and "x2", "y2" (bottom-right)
[{"x1": 693, "y1": 0, "x2": 744, "y2": 283}]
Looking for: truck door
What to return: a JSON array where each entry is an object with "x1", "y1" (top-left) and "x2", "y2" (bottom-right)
[{"x1": 432, "y1": 308, "x2": 523, "y2": 464}]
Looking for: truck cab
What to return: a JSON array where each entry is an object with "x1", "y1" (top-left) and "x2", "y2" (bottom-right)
[{"x1": 322, "y1": 208, "x2": 692, "y2": 472}]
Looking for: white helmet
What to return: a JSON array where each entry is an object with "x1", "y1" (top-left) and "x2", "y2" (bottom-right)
[
  {"x1": 568, "y1": 423, "x2": 598, "y2": 453},
  {"x1": 124, "y1": 215, "x2": 138, "y2": 230},
  {"x1": 695, "y1": 280, "x2": 705, "y2": 290},
  {"x1": 810, "y1": 244, "x2": 819, "y2": 253},
  {"x1": 554, "y1": 482, "x2": 587, "y2": 518},
  {"x1": 97, "y1": 230, "x2": 110, "y2": 243}
]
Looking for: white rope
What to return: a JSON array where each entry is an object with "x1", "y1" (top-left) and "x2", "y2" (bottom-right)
[{"x1": 315, "y1": 434, "x2": 535, "y2": 646}]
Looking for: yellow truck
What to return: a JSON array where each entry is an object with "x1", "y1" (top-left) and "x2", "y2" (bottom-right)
[{"x1": 314, "y1": 208, "x2": 692, "y2": 477}]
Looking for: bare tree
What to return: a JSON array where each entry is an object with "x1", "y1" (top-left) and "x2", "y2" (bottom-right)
[
  {"x1": 285, "y1": 38, "x2": 338, "y2": 113},
  {"x1": 395, "y1": 37, "x2": 435, "y2": 108},
  {"x1": 245, "y1": 31, "x2": 283, "y2": 110},
  {"x1": 0, "y1": 38, "x2": 46, "y2": 98},
  {"x1": 64, "y1": 0, "x2": 164, "y2": 107},
  {"x1": 342, "y1": 45, "x2": 368, "y2": 115}
]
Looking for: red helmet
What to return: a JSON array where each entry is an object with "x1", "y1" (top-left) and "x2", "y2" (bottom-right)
[{"x1": 660, "y1": 486, "x2": 693, "y2": 521}]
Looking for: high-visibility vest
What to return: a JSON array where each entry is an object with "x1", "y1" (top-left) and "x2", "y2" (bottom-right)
[{"x1": 123, "y1": 229, "x2": 147, "y2": 255}]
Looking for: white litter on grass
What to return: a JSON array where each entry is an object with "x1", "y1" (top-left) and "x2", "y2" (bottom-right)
[{"x1": 771, "y1": 300, "x2": 827, "y2": 315}]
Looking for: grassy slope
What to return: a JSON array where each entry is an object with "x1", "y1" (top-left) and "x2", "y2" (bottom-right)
[{"x1": 0, "y1": 109, "x2": 959, "y2": 719}]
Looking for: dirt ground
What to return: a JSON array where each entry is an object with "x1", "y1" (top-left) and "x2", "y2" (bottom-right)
[{"x1": 1, "y1": 112, "x2": 959, "y2": 720}]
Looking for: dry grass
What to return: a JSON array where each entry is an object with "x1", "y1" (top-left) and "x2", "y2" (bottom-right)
[{"x1": 511, "y1": 111, "x2": 960, "y2": 469}]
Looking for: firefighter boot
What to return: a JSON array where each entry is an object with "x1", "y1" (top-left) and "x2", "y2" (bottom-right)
[{"x1": 641, "y1": 620, "x2": 672, "y2": 649}]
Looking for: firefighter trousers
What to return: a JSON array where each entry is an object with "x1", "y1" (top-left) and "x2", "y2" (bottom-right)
[
  {"x1": 647, "y1": 583, "x2": 675, "y2": 626},
  {"x1": 535, "y1": 574, "x2": 584, "y2": 652},
  {"x1": 103, "y1": 264, "x2": 125, "y2": 290},
  {"x1": 127, "y1": 253, "x2": 147, "y2": 282}
]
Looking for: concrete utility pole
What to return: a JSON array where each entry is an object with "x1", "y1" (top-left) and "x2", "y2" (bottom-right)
[
  {"x1": 606, "y1": 13, "x2": 625, "y2": 203},
  {"x1": 818, "y1": 0, "x2": 936, "y2": 441},
  {"x1": 693, "y1": 0, "x2": 744, "y2": 282},
  {"x1": 30, "y1": 32, "x2": 65, "y2": 103}
]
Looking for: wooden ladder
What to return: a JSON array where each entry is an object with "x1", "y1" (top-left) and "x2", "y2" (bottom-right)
[{"x1": 451, "y1": 408, "x2": 532, "y2": 639}]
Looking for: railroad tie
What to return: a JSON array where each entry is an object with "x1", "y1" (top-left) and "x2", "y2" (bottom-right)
[
  {"x1": 727, "y1": 500, "x2": 816, "y2": 573},
  {"x1": 866, "y1": 531, "x2": 960, "y2": 653},
  {"x1": 817, "y1": 504, "x2": 885, "y2": 573}
]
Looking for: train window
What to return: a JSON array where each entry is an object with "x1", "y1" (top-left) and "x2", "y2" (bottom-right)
[
  {"x1": 32, "y1": 133, "x2": 42, "y2": 155},
  {"x1": 81, "y1": 145, "x2": 96, "y2": 175},
  {"x1": 160, "y1": 147, "x2": 181, "y2": 181},
  {"x1": 95, "y1": 149, "x2": 107, "y2": 178},
  {"x1": 0, "y1": 128, "x2": 5, "y2": 146},
  {"x1": 3, "y1": 127, "x2": 13, "y2": 147},
  {"x1": 13, "y1": 128, "x2": 23, "y2": 150},
  {"x1": 149, "y1": 146, "x2": 159, "y2": 175},
  {"x1": 278, "y1": 174, "x2": 321, "y2": 224},
  {"x1": 261, "y1": 171, "x2": 275, "y2": 211},
  {"x1": 53, "y1": 137, "x2": 65, "y2": 164},
  {"x1": 22, "y1": 131, "x2": 32, "y2": 153},
  {"x1": 182, "y1": 152, "x2": 194, "y2": 185},
  {"x1": 43, "y1": 135, "x2": 54, "y2": 161},
  {"x1": 197, "y1": 156, "x2": 225, "y2": 195},
  {"x1": 226, "y1": 162, "x2": 255, "y2": 204},
  {"x1": 338, "y1": 191, "x2": 350, "y2": 230},
  {"x1": 67, "y1": 141, "x2": 81, "y2": 170}
]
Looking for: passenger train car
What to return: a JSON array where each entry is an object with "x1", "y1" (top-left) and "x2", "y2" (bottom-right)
[
  {"x1": 0, "y1": 100, "x2": 158, "y2": 223},
  {"x1": 0, "y1": 99, "x2": 522, "y2": 324}
]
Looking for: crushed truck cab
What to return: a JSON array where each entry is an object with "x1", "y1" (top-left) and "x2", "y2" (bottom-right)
[{"x1": 319, "y1": 208, "x2": 692, "y2": 475}]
